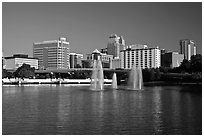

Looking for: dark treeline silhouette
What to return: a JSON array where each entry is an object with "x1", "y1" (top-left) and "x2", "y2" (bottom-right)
[
  {"x1": 161, "y1": 54, "x2": 202, "y2": 74},
  {"x1": 159, "y1": 54, "x2": 202, "y2": 83},
  {"x1": 3, "y1": 64, "x2": 35, "y2": 79}
]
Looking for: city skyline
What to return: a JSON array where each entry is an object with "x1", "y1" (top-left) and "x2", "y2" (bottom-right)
[{"x1": 2, "y1": 2, "x2": 202, "y2": 57}]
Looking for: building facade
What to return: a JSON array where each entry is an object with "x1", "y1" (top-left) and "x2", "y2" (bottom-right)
[
  {"x1": 161, "y1": 52, "x2": 184, "y2": 68},
  {"x1": 126, "y1": 44, "x2": 148, "y2": 49},
  {"x1": 107, "y1": 34, "x2": 125, "y2": 58},
  {"x1": 100, "y1": 48, "x2": 108, "y2": 54},
  {"x1": 112, "y1": 58, "x2": 121, "y2": 69},
  {"x1": 82, "y1": 49, "x2": 113, "y2": 68},
  {"x1": 4, "y1": 54, "x2": 38, "y2": 70},
  {"x1": 69, "y1": 53, "x2": 83, "y2": 68},
  {"x1": 120, "y1": 45, "x2": 161, "y2": 69},
  {"x1": 33, "y1": 37, "x2": 70, "y2": 70},
  {"x1": 180, "y1": 39, "x2": 196, "y2": 60}
]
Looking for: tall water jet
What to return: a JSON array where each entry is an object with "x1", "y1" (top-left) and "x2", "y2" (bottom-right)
[
  {"x1": 91, "y1": 60, "x2": 98, "y2": 90},
  {"x1": 128, "y1": 64, "x2": 143, "y2": 90},
  {"x1": 97, "y1": 60, "x2": 104, "y2": 90},
  {"x1": 112, "y1": 73, "x2": 118, "y2": 89},
  {"x1": 90, "y1": 60, "x2": 104, "y2": 90}
]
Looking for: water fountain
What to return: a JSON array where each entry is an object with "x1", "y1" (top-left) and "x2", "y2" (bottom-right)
[
  {"x1": 90, "y1": 60, "x2": 104, "y2": 90},
  {"x1": 128, "y1": 64, "x2": 143, "y2": 90},
  {"x1": 112, "y1": 73, "x2": 118, "y2": 89}
]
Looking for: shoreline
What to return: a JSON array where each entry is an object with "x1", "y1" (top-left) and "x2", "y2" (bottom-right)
[
  {"x1": 2, "y1": 78, "x2": 201, "y2": 86},
  {"x1": 2, "y1": 78, "x2": 112, "y2": 85},
  {"x1": 143, "y1": 81, "x2": 202, "y2": 86}
]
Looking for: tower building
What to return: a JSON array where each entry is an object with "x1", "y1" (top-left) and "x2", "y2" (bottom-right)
[
  {"x1": 33, "y1": 37, "x2": 70, "y2": 70},
  {"x1": 69, "y1": 53, "x2": 83, "y2": 68},
  {"x1": 180, "y1": 39, "x2": 196, "y2": 60},
  {"x1": 107, "y1": 34, "x2": 125, "y2": 58}
]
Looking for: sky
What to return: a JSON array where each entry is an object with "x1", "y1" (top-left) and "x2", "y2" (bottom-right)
[{"x1": 2, "y1": 2, "x2": 202, "y2": 57}]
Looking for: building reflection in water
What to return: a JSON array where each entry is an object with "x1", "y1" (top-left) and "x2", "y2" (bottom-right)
[
  {"x1": 3, "y1": 85, "x2": 40, "y2": 134},
  {"x1": 99, "y1": 91, "x2": 104, "y2": 120},
  {"x1": 57, "y1": 86, "x2": 71, "y2": 129},
  {"x1": 152, "y1": 86, "x2": 163, "y2": 134},
  {"x1": 36, "y1": 85, "x2": 59, "y2": 134},
  {"x1": 170, "y1": 86, "x2": 199, "y2": 134},
  {"x1": 171, "y1": 87, "x2": 183, "y2": 133},
  {"x1": 3, "y1": 85, "x2": 201, "y2": 135},
  {"x1": 91, "y1": 91, "x2": 105, "y2": 132}
]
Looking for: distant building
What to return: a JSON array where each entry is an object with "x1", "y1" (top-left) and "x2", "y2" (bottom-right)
[
  {"x1": 100, "y1": 53, "x2": 113, "y2": 68},
  {"x1": 120, "y1": 45, "x2": 161, "y2": 69},
  {"x1": 161, "y1": 52, "x2": 184, "y2": 68},
  {"x1": 100, "y1": 48, "x2": 108, "y2": 54},
  {"x1": 126, "y1": 44, "x2": 148, "y2": 50},
  {"x1": 4, "y1": 54, "x2": 38, "y2": 70},
  {"x1": 33, "y1": 37, "x2": 70, "y2": 70},
  {"x1": 107, "y1": 34, "x2": 125, "y2": 58},
  {"x1": 112, "y1": 58, "x2": 121, "y2": 69},
  {"x1": 160, "y1": 49, "x2": 167, "y2": 54},
  {"x1": 82, "y1": 49, "x2": 113, "y2": 68},
  {"x1": 69, "y1": 53, "x2": 83, "y2": 68},
  {"x1": 180, "y1": 39, "x2": 196, "y2": 60}
]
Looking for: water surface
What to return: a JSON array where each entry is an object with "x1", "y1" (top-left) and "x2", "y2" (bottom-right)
[{"x1": 2, "y1": 84, "x2": 202, "y2": 135}]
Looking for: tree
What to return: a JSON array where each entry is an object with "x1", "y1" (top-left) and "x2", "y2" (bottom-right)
[
  {"x1": 2, "y1": 69, "x2": 8, "y2": 78},
  {"x1": 2, "y1": 69, "x2": 13, "y2": 78},
  {"x1": 75, "y1": 64, "x2": 82, "y2": 68},
  {"x1": 14, "y1": 64, "x2": 35, "y2": 78},
  {"x1": 179, "y1": 59, "x2": 191, "y2": 73},
  {"x1": 190, "y1": 54, "x2": 202, "y2": 73},
  {"x1": 142, "y1": 68, "x2": 149, "y2": 82},
  {"x1": 159, "y1": 66, "x2": 169, "y2": 73},
  {"x1": 149, "y1": 69, "x2": 155, "y2": 81},
  {"x1": 142, "y1": 68, "x2": 155, "y2": 82},
  {"x1": 155, "y1": 68, "x2": 161, "y2": 80}
]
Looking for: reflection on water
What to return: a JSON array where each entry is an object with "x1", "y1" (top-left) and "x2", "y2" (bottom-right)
[
  {"x1": 2, "y1": 85, "x2": 202, "y2": 135},
  {"x1": 152, "y1": 86, "x2": 163, "y2": 134}
]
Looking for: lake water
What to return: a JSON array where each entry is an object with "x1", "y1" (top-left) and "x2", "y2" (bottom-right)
[{"x1": 2, "y1": 84, "x2": 202, "y2": 135}]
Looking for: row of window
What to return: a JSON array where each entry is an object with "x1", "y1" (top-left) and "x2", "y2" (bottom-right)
[
  {"x1": 33, "y1": 50, "x2": 43, "y2": 53},
  {"x1": 128, "y1": 53, "x2": 148, "y2": 56}
]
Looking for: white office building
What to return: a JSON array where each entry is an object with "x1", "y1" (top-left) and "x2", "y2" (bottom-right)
[
  {"x1": 33, "y1": 37, "x2": 70, "y2": 70},
  {"x1": 4, "y1": 54, "x2": 38, "y2": 70},
  {"x1": 120, "y1": 45, "x2": 161, "y2": 69}
]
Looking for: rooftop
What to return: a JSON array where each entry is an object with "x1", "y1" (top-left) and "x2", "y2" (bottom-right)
[
  {"x1": 5, "y1": 54, "x2": 38, "y2": 60},
  {"x1": 92, "y1": 49, "x2": 101, "y2": 54}
]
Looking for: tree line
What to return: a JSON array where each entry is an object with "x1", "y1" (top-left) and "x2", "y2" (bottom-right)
[{"x1": 2, "y1": 54, "x2": 202, "y2": 83}]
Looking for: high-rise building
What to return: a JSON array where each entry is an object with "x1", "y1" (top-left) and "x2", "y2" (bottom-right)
[
  {"x1": 4, "y1": 54, "x2": 38, "y2": 70},
  {"x1": 180, "y1": 39, "x2": 196, "y2": 60},
  {"x1": 120, "y1": 45, "x2": 161, "y2": 69},
  {"x1": 107, "y1": 34, "x2": 125, "y2": 58},
  {"x1": 69, "y1": 53, "x2": 83, "y2": 68},
  {"x1": 33, "y1": 37, "x2": 70, "y2": 70},
  {"x1": 161, "y1": 52, "x2": 184, "y2": 68}
]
